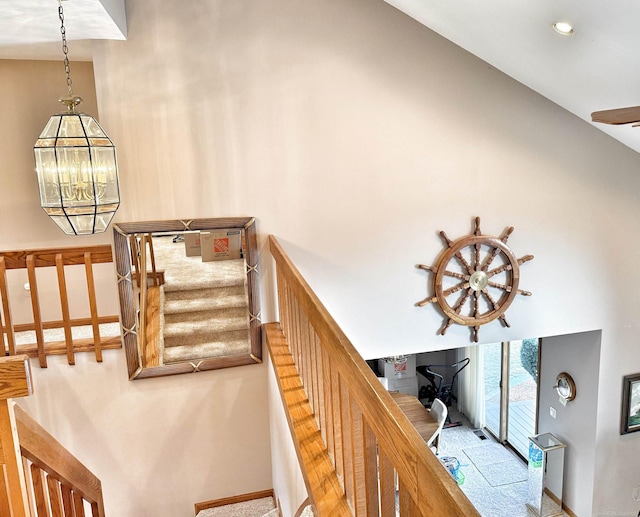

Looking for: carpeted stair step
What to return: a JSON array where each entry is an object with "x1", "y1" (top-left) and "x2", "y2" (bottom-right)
[
  {"x1": 164, "y1": 305, "x2": 248, "y2": 326},
  {"x1": 164, "y1": 289, "x2": 248, "y2": 314},
  {"x1": 164, "y1": 338, "x2": 252, "y2": 363},
  {"x1": 164, "y1": 321, "x2": 249, "y2": 347},
  {"x1": 164, "y1": 309, "x2": 249, "y2": 338},
  {"x1": 196, "y1": 496, "x2": 276, "y2": 517},
  {"x1": 163, "y1": 258, "x2": 246, "y2": 292}
]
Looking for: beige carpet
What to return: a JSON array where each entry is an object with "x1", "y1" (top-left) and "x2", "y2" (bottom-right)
[
  {"x1": 152, "y1": 235, "x2": 251, "y2": 364},
  {"x1": 196, "y1": 496, "x2": 276, "y2": 517}
]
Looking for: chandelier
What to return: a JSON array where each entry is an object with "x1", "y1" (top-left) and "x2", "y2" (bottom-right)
[{"x1": 33, "y1": 0, "x2": 120, "y2": 235}]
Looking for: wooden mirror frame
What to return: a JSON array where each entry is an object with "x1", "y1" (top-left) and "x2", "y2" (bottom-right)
[{"x1": 113, "y1": 217, "x2": 261, "y2": 380}]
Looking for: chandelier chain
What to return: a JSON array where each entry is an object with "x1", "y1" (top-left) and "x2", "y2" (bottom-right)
[{"x1": 58, "y1": 1, "x2": 73, "y2": 96}]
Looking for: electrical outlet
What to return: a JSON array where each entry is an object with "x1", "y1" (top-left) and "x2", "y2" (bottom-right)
[
  {"x1": 550, "y1": 406, "x2": 556, "y2": 419},
  {"x1": 633, "y1": 485, "x2": 639, "y2": 501}
]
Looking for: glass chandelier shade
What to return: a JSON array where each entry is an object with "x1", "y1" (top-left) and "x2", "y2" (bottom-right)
[
  {"x1": 33, "y1": 0, "x2": 120, "y2": 236},
  {"x1": 34, "y1": 101, "x2": 120, "y2": 235}
]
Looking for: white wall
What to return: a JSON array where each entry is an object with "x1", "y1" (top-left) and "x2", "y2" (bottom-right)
[
  {"x1": 19, "y1": 353, "x2": 271, "y2": 516},
  {"x1": 539, "y1": 331, "x2": 601, "y2": 517},
  {"x1": 33, "y1": 0, "x2": 640, "y2": 513},
  {"x1": 0, "y1": 60, "x2": 272, "y2": 517}
]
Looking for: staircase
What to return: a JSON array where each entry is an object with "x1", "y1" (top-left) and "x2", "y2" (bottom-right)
[
  {"x1": 151, "y1": 236, "x2": 251, "y2": 365},
  {"x1": 195, "y1": 493, "x2": 282, "y2": 517}
]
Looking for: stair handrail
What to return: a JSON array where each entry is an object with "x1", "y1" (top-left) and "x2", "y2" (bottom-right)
[
  {"x1": 0, "y1": 355, "x2": 105, "y2": 516},
  {"x1": 267, "y1": 235, "x2": 480, "y2": 516}
]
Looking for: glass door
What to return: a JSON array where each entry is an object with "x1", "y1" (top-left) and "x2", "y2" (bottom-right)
[
  {"x1": 482, "y1": 342, "x2": 503, "y2": 438},
  {"x1": 482, "y1": 339, "x2": 539, "y2": 458},
  {"x1": 507, "y1": 339, "x2": 539, "y2": 457}
]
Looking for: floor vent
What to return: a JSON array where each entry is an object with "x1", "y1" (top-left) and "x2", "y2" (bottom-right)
[{"x1": 473, "y1": 429, "x2": 487, "y2": 440}]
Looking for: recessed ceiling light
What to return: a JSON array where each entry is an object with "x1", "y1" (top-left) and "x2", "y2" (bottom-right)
[{"x1": 553, "y1": 22, "x2": 575, "y2": 36}]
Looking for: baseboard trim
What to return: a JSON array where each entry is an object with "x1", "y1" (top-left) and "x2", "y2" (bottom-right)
[
  {"x1": 293, "y1": 497, "x2": 312, "y2": 517},
  {"x1": 542, "y1": 488, "x2": 578, "y2": 517},
  {"x1": 194, "y1": 488, "x2": 275, "y2": 514}
]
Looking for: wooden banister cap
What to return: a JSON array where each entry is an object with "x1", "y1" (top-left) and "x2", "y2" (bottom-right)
[{"x1": 0, "y1": 355, "x2": 33, "y2": 399}]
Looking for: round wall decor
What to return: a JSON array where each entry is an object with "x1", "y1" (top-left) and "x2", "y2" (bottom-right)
[
  {"x1": 554, "y1": 372, "x2": 576, "y2": 402},
  {"x1": 416, "y1": 216, "x2": 533, "y2": 342}
]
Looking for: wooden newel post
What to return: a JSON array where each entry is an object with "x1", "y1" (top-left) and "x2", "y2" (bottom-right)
[{"x1": 0, "y1": 355, "x2": 34, "y2": 517}]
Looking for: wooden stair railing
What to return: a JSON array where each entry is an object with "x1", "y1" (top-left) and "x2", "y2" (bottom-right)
[
  {"x1": 135, "y1": 234, "x2": 161, "y2": 368},
  {"x1": 0, "y1": 246, "x2": 121, "y2": 367},
  {"x1": 0, "y1": 355, "x2": 105, "y2": 516},
  {"x1": 129, "y1": 233, "x2": 164, "y2": 288},
  {"x1": 266, "y1": 236, "x2": 480, "y2": 517}
]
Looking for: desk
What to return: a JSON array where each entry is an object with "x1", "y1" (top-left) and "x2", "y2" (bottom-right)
[{"x1": 390, "y1": 391, "x2": 439, "y2": 442}]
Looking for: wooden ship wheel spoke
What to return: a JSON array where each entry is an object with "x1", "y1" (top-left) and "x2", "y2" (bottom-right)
[{"x1": 416, "y1": 217, "x2": 533, "y2": 342}]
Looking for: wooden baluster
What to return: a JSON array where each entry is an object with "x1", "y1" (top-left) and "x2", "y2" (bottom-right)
[
  {"x1": 55, "y1": 254, "x2": 75, "y2": 365},
  {"x1": 378, "y1": 448, "x2": 396, "y2": 517},
  {"x1": 282, "y1": 278, "x2": 289, "y2": 338},
  {"x1": 350, "y1": 399, "x2": 366, "y2": 516},
  {"x1": 362, "y1": 421, "x2": 379, "y2": 517},
  {"x1": 61, "y1": 484, "x2": 74, "y2": 515},
  {"x1": 84, "y1": 252, "x2": 103, "y2": 363},
  {"x1": 330, "y1": 367, "x2": 344, "y2": 489},
  {"x1": 146, "y1": 233, "x2": 158, "y2": 286},
  {"x1": 294, "y1": 299, "x2": 303, "y2": 376},
  {"x1": 306, "y1": 319, "x2": 313, "y2": 410},
  {"x1": 322, "y1": 349, "x2": 335, "y2": 465},
  {"x1": 314, "y1": 334, "x2": 326, "y2": 443},
  {"x1": 21, "y1": 457, "x2": 36, "y2": 517},
  {"x1": 309, "y1": 325, "x2": 319, "y2": 420},
  {"x1": 290, "y1": 285, "x2": 297, "y2": 355},
  {"x1": 294, "y1": 301, "x2": 303, "y2": 378},
  {"x1": 298, "y1": 307, "x2": 307, "y2": 398},
  {"x1": 47, "y1": 474, "x2": 64, "y2": 517},
  {"x1": 276, "y1": 269, "x2": 287, "y2": 333},
  {"x1": 31, "y1": 464, "x2": 50, "y2": 517},
  {"x1": 26, "y1": 255, "x2": 46, "y2": 368},
  {"x1": 339, "y1": 382, "x2": 354, "y2": 508},
  {"x1": 301, "y1": 310, "x2": 311, "y2": 404},
  {"x1": 73, "y1": 492, "x2": 86, "y2": 517},
  {"x1": 0, "y1": 258, "x2": 17, "y2": 356},
  {"x1": 286, "y1": 287, "x2": 295, "y2": 362}
]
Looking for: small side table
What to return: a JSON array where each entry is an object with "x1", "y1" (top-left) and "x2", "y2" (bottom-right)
[{"x1": 526, "y1": 433, "x2": 566, "y2": 517}]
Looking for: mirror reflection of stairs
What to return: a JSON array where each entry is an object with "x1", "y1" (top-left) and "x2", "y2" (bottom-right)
[
  {"x1": 151, "y1": 236, "x2": 251, "y2": 365},
  {"x1": 162, "y1": 277, "x2": 250, "y2": 364}
]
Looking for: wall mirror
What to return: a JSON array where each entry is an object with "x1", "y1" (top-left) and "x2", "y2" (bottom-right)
[{"x1": 113, "y1": 217, "x2": 261, "y2": 380}]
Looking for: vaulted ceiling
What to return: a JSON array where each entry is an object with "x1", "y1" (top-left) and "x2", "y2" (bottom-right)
[
  {"x1": 3, "y1": 0, "x2": 640, "y2": 154},
  {"x1": 384, "y1": 0, "x2": 640, "y2": 154}
]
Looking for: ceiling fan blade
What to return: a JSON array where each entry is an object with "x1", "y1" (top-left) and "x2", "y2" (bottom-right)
[{"x1": 591, "y1": 106, "x2": 640, "y2": 125}]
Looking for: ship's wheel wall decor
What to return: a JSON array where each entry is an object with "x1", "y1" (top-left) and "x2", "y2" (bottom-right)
[{"x1": 416, "y1": 216, "x2": 533, "y2": 342}]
